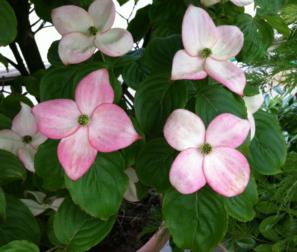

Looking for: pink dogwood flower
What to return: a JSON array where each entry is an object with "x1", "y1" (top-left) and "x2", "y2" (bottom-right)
[
  {"x1": 52, "y1": 0, "x2": 134, "y2": 64},
  {"x1": 201, "y1": 0, "x2": 254, "y2": 7},
  {"x1": 171, "y1": 5, "x2": 245, "y2": 95},
  {"x1": 33, "y1": 69, "x2": 140, "y2": 180},
  {"x1": 0, "y1": 103, "x2": 47, "y2": 172},
  {"x1": 243, "y1": 93, "x2": 264, "y2": 139},
  {"x1": 164, "y1": 109, "x2": 251, "y2": 197}
]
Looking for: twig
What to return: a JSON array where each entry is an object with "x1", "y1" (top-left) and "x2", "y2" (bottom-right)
[{"x1": 9, "y1": 43, "x2": 29, "y2": 75}]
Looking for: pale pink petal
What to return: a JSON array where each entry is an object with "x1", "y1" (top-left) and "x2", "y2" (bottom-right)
[
  {"x1": 163, "y1": 109, "x2": 205, "y2": 151},
  {"x1": 58, "y1": 127, "x2": 97, "y2": 181},
  {"x1": 89, "y1": 104, "x2": 140, "y2": 152},
  {"x1": 206, "y1": 113, "x2": 250, "y2": 148},
  {"x1": 205, "y1": 58, "x2": 246, "y2": 96},
  {"x1": 201, "y1": 0, "x2": 221, "y2": 6},
  {"x1": 0, "y1": 129, "x2": 23, "y2": 155},
  {"x1": 243, "y1": 93, "x2": 264, "y2": 114},
  {"x1": 18, "y1": 145, "x2": 36, "y2": 172},
  {"x1": 88, "y1": 0, "x2": 115, "y2": 32},
  {"x1": 59, "y1": 33, "x2": 96, "y2": 65},
  {"x1": 31, "y1": 133, "x2": 47, "y2": 148},
  {"x1": 75, "y1": 69, "x2": 114, "y2": 115},
  {"x1": 248, "y1": 113, "x2": 256, "y2": 140},
  {"x1": 211, "y1": 26, "x2": 244, "y2": 60},
  {"x1": 12, "y1": 103, "x2": 37, "y2": 137},
  {"x1": 204, "y1": 147, "x2": 250, "y2": 197},
  {"x1": 182, "y1": 5, "x2": 218, "y2": 57},
  {"x1": 124, "y1": 168, "x2": 139, "y2": 202},
  {"x1": 95, "y1": 28, "x2": 133, "y2": 57},
  {"x1": 32, "y1": 100, "x2": 80, "y2": 139},
  {"x1": 51, "y1": 5, "x2": 93, "y2": 35},
  {"x1": 171, "y1": 50, "x2": 207, "y2": 80},
  {"x1": 231, "y1": 0, "x2": 254, "y2": 6},
  {"x1": 169, "y1": 148, "x2": 206, "y2": 194}
]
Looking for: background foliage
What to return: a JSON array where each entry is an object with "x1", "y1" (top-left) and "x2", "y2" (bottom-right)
[{"x1": 0, "y1": 0, "x2": 295, "y2": 251}]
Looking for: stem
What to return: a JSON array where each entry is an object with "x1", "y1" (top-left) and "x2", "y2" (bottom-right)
[
  {"x1": 137, "y1": 223, "x2": 170, "y2": 252},
  {"x1": 9, "y1": 43, "x2": 28, "y2": 75}
]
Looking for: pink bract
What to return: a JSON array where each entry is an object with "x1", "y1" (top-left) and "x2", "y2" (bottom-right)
[
  {"x1": 163, "y1": 109, "x2": 250, "y2": 197},
  {"x1": 33, "y1": 69, "x2": 140, "y2": 181},
  {"x1": 171, "y1": 5, "x2": 246, "y2": 96},
  {"x1": 0, "y1": 103, "x2": 47, "y2": 172},
  {"x1": 51, "y1": 0, "x2": 134, "y2": 64}
]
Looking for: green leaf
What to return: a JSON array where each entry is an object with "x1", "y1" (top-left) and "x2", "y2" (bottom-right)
[
  {"x1": 0, "y1": 187, "x2": 5, "y2": 220},
  {"x1": 128, "y1": 5, "x2": 151, "y2": 42},
  {"x1": 163, "y1": 188, "x2": 228, "y2": 252},
  {"x1": 135, "y1": 74, "x2": 188, "y2": 137},
  {"x1": 122, "y1": 60, "x2": 149, "y2": 90},
  {"x1": 65, "y1": 152, "x2": 128, "y2": 220},
  {"x1": 40, "y1": 66, "x2": 79, "y2": 101},
  {"x1": 225, "y1": 177, "x2": 258, "y2": 222},
  {"x1": 35, "y1": 140, "x2": 65, "y2": 191},
  {"x1": 259, "y1": 215, "x2": 283, "y2": 241},
  {"x1": 0, "y1": 53, "x2": 9, "y2": 71},
  {"x1": 0, "y1": 150, "x2": 26, "y2": 186},
  {"x1": 0, "y1": 95, "x2": 33, "y2": 118},
  {"x1": 195, "y1": 84, "x2": 247, "y2": 126},
  {"x1": 0, "y1": 240, "x2": 39, "y2": 252},
  {"x1": 263, "y1": 15, "x2": 290, "y2": 37},
  {"x1": 0, "y1": 0, "x2": 17, "y2": 46},
  {"x1": 248, "y1": 111, "x2": 287, "y2": 175},
  {"x1": 142, "y1": 35, "x2": 182, "y2": 76},
  {"x1": 47, "y1": 40, "x2": 63, "y2": 66},
  {"x1": 40, "y1": 64, "x2": 106, "y2": 101},
  {"x1": 0, "y1": 195, "x2": 40, "y2": 245},
  {"x1": 136, "y1": 139, "x2": 176, "y2": 192},
  {"x1": 236, "y1": 14, "x2": 273, "y2": 63},
  {"x1": 149, "y1": 0, "x2": 186, "y2": 38},
  {"x1": 255, "y1": 0, "x2": 285, "y2": 16},
  {"x1": 31, "y1": 0, "x2": 62, "y2": 22},
  {"x1": 117, "y1": 0, "x2": 129, "y2": 5},
  {"x1": 53, "y1": 198, "x2": 115, "y2": 252},
  {"x1": 0, "y1": 113, "x2": 11, "y2": 129}
]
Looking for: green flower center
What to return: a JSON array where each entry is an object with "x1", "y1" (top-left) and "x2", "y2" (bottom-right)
[
  {"x1": 200, "y1": 48, "x2": 212, "y2": 58},
  {"x1": 88, "y1": 26, "x2": 98, "y2": 36},
  {"x1": 23, "y1": 135, "x2": 32, "y2": 144},
  {"x1": 200, "y1": 143, "x2": 212, "y2": 155},
  {"x1": 78, "y1": 114, "x2": 90, "y2": 126}
]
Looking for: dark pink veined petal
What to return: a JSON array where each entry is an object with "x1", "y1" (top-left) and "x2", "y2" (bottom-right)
[
  {"x1": 18, "y1": 145, "x2": 36, "y2": 173},
  {"x1": 182, "y1": 5, "x2": 218, "y2": 57},
  {"x1": 171, "y1": 50, "x2": 207, "y2": 80},
  {"x1": 51, "y1": 5, "x2": 93, "y2": 35},
  {"x1": 88, "y1": 0, "x2": 115, "y2": 32},
  {"x1": 205, "y1": 58, "x2": 246, "y2": 96},
  {"x1": 58, "y1": 127, "x2": 97, "y2": 181},
  {"x1": 231, "y1": 0, "x2": 254, "y2": 6},
  {"x1": 169, "y1": 148, "x2": 206, "y2": 194},
  {"x1": 211, "y1": 25, "x2": 244, "y2": 60},
  {"x1": 75, "y1": 69, "x2": 114, "y2": 115},
  {"x1": 95, "y1": 28, "x2": 134, "y2": 57},
  {"x1": 0, "y1": 129, "x2": 23, "y2": 155},
  {"x1": 206, "y1": 113, "x2": 250, "y2": 148},
  {"x1": 58, "y1": 32, "x2": 96, "y2": 65},
  {"x1": 163, "y1": 109, "x2": 205, "y2": 151},
  {"x1": 204, "y1": 147, "x2": 250, "y2": 197},
  {"x1": 32, "y1": 100, "x2": 80, "y2": 139},
  {"x1": 89, "y1": 104, "x2": 140, "y2": 152},
  {"x1": 12, "y1": 103, "x2": 37, "y2": 137}
]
